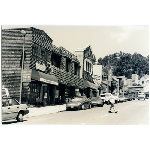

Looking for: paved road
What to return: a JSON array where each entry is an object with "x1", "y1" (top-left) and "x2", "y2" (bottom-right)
[{"x1": 2, "y1": 99, "x2": 149, "y2": 125}]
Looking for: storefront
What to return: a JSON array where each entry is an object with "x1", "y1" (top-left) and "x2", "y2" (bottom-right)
[
  {"x1": 22, "y1": 69, "x2": 58, "y2": 105},
  {"x1": 83, "y1": 80, "x2": 98, "y2": 98}
]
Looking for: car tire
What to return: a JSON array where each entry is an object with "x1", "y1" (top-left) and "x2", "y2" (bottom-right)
[
  {"x1": 89, "y1": 104, "x2": 91, "y2": 109},
  {"x1": 100, "y1": 104, "x2": 103, "y2": 107},
  {"x1": 81, "y1": 104, "x2": 85, "y2": 110},
  {"x1": 17, "y1": 112, "x2": 23, "y2": 122}
]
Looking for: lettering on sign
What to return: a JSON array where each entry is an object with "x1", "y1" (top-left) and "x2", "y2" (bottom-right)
[
  {"x1": 40, "y1": 78, "x2": 58, "y2": 86},
  {"x1": 22, "y1": 69, "x2": 32, "y2": 82}
]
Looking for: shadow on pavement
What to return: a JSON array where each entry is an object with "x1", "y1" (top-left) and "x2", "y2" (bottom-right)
[{"x1": 2, "y1": 119, "x2": 28, "y2": 125}]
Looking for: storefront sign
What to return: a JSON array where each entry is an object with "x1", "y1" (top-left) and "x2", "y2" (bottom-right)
[
  {"x1": 22, "y1": 69, "x2": 32, "y2": 82},
  {"x1": 40, "y1": 78, "x2": 58, "y2": 85}
]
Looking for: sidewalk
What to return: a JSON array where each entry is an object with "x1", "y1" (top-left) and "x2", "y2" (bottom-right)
[{"x1": 24, "y1": 104, "x2": 66, "y2": 118}]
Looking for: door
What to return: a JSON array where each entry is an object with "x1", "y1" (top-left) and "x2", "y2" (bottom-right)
[{"x1": 2, "y1": 98, "x2": 20, "y2": 121}]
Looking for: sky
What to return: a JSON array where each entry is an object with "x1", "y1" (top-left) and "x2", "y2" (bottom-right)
[{"x1": 2, "y1": 25, "x2": 149, "y2": 60}]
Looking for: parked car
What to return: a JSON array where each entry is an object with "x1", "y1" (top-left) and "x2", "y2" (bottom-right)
[
  {"x1": 124, "y1": 94, "x2": 132, "y2": 101},
  {"x1": 127, "y1": 94, "x2": 133, "y2": 101},
  {"x1": 100, "y1": 94, "x2": 106, "y2": 103},
  {"x1": 137, "y1": 92, "x2": 145, "y2": 100},
  {"x1": 66, "y1": 96, "x2": 92, "y2": 110},
  {"x1": 119, "y1": 95, "x2": 127, "y2": 102},
  {"x1": 112, "y1": 93, "x2": 119, "y2": 103},
  {"x1": 2, "y1": 96, "x2": 29, "y2": 122},
  {"x1": 91, "y1": 96, "x2": 104, "y2": 107},
  {"x1": 2, "y1": 88, "x2": 9, "y2": 98},
  {"x1": 105, "y1": 93, "x2": 112, "y2": 105}
]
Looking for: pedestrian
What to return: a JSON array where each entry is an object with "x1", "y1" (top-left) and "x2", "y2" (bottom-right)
[{"x1": 109, "y1": 93, "x2": 118, "y2": 113}]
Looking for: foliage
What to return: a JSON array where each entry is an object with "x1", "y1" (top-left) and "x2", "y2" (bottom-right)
[{"x1": 98, "y1": 51, "x2": 149, "y2": 79}]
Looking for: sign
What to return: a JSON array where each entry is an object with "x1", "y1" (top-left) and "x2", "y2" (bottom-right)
[
  {"x1": 36, "y1": 61, "x2": 46, "y2": 72},
  {"x1": 22, "y1": 69, "x2": 32, "y2": 82},
  {"x1": 40, "y1": 78, "x2": 58, "y2": 85}
]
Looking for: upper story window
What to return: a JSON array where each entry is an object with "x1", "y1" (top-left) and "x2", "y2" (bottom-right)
[
  {"x1": 84, "y1": 59, "x2": 92, "y2": 74},
  {"x1": 142, "y1": 81, "x2": 144, "y2": 84},
  {"x1": 66, "y1": 58, "x2": 71, "y2": 72},
  {"x1": 51, "y1": 53, "x2": 61, "y2": 68},
  {"x1": 74, "y1": 63, "x2": 80, "y2": 75}
]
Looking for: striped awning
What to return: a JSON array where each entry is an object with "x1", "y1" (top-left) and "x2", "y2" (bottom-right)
[
  {"x1": 23, "y1": 69, "x2": 58, "y2": 85},
  {"x1": 83, "y1": 80, "x2": 98, "y2": 90}
]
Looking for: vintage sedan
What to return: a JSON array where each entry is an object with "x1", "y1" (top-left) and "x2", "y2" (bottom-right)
[
  {"x1": 91, "y1": 97, "x2": 104, "y2": 107},
  {"x1": 66, "y1": 96, "x2": 92, "y2": 110},
  {"x1": 2, "y1": 96, "x2": 29, "y2": 122},
  {"x1": 119, "y1": 96, "x2": 127, "y2": 102}
]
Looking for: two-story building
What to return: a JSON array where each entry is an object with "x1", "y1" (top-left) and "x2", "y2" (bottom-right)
[
  {"x1": 75, "y1": 44, "x2": 98, "y2": 98},
  {"x1": 2, "y1": 27, "x2": 84, "y2": 105}
]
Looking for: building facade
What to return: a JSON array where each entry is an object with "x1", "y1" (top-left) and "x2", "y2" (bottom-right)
[
  {"x1": 2, "y1": 27, "x2": 84, "y2": 105},
  {"x1": 75, "y1": 44, "x2": 98, "y2": 98}
]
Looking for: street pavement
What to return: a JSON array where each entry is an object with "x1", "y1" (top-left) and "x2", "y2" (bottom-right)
[{"x1": 2, "y1": 98, "x2": 149, "y2": 125}]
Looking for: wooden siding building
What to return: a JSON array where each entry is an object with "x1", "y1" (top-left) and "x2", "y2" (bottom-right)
[{"x1": 2, "y1": 27, "x2": 84, "y2": 105}]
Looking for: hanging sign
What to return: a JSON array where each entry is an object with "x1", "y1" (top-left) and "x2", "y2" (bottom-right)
[{"x1": 22, "y1": 69, "x2": 32, "y2": 82}]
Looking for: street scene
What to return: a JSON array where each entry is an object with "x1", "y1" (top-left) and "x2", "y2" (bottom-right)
[
  {"x1": 1, "y1": 26, "x2": 149, "y2": 125},
  {"x1": 2, "y1": 98, "x2": 149, "y2": 125}
]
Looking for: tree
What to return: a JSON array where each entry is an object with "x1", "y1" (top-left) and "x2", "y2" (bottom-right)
[{"x1": 97, "y1": 51, "x2": 149, "y2": 78}]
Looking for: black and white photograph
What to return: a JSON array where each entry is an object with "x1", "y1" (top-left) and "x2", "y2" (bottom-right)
[
  {"x1": 1, "y1": 25, "x2": 149, "y2": 125},
  {"x1": 0, "y1": 1, "x2": 150, "y2": 150}
]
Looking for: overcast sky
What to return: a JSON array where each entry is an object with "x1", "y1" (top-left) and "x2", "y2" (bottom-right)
[{"x1": 2, "y1": 25, "x2": 149, "y2": 60}]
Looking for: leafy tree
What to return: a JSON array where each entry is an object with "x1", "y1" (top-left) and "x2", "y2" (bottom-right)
[{"x1": 97, "y1": 51, "x2": 149, "y2": 78}]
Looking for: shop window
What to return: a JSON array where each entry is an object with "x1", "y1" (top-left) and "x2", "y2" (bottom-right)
[
  {"x1": 66, "y1": 58, "x2": 71, "y2": 72},
  {"x1": 29, "y1": 82, "x2": 41, "y2": 104},
  {"x1": 51, "y1": 53, "x2": 61, "y2": 68}
]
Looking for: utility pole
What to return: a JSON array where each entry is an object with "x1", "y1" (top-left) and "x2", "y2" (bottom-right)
[{"x1": 19, "y1": 30, "x2": 26, "y2": 104}]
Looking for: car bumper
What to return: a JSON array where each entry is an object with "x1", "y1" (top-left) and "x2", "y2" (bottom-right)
[
  {"x1": 91, "y1": 103, "x2": 100, "y2": 106},
  {"x1": 24, "y1": 110, "x2": 29, "y2": 115},
  {"x1": 66, "y1": 105, "x2": 80, "y2": 110}
]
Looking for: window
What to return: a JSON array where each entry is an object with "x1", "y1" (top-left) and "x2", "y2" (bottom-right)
[
  {"x1": 142, "y1": 81, "x2": 144, "y2": 84},
  {"x1": 8, "y1": 98, "x2": 19, "y2": 106},
  {"x1": 66, "y1": 58, "x2": 71, "y2": 72},
  {"x1": 2, "y1": 97, "x2": 19, "y2": 107},
  {"x1": 51, "y1": 53, "x2": 61, "y2": 68},
  {"x1": 74, "y1": 63, "x2": 78, "y2": 75}
]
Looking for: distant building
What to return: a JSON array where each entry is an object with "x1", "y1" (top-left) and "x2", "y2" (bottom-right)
[
  {"x1": 93, "y1": 64, "x2": 102, "y2": 95},
  {"x1": 139, "y1": 74, "x2": 149, "y2": 87},
  {"x1": 132, "y1": 74, "x2": 139, "y2": 85},
  {"x1": 75, "y1": 44, "x2": 98, "y2": 98}
]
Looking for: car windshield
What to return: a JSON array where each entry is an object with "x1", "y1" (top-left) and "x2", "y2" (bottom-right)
[
  {"x1": 138, "y1": 93, "x2": 144, "y2": 95},
  {"x1": 71, "y1": 97, "x2": 84, "y2": 102},
  {"x1": 101, "y1": 95, "x2": 105, "y2": 97}
]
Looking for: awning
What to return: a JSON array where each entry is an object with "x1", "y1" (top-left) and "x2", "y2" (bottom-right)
[
  {"x1": 38, "y1": 71, "x2": 58, "y2": 86},
  {"x1": 23, "y1": 69, "x2": 58, "y2": 86},
  {"x1": 83, "y1": 80, "x2": 98, "y2": 90}
]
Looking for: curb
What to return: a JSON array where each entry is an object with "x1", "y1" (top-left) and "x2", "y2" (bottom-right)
[{"x1": 24, "y1": 105, "x2": 66, "y2": 118}]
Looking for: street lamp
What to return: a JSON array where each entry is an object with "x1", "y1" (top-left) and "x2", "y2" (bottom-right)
[
  {"x1": 19, "y1": 30, "x2": 26, "y2": 104},
  {"x1": 107, "y1": 53, "x2": 120, "y2": 93}
]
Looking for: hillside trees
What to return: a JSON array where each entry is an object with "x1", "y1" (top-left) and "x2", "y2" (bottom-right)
[{"x1": 98, "y1": 51, "x2": 149, "y2": 79}]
